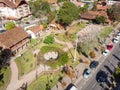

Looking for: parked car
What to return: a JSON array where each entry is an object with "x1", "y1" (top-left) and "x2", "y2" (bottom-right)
[
  {"x1": 107, "y1": 44, "x2": 113, "y2": 51},
  {"x1": 102, "y1": 49, "x2": 109, "y2": 56},
  {"x1": 96, "y1": 70, "x2": 108, "y2": 83},
  {"x1": 65, "y1": 83, "x2": 78, "y2": 90},
  {"x1": 83, "y1": 68, "x2": 91, "y2": 78},
  {"x1": 112, "y1": 38, "x2": 119, "y2": 43},
  {"x1": 117, "y1": 32, "x2": 120, "y2": 36},
  {"x1": 90, "y1": 61, "x2": 99, "y2": 69}
]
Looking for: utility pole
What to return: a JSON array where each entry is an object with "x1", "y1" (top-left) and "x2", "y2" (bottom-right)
[{"x1": 74, "y1": 34, "x2": 78, "y2": 62}]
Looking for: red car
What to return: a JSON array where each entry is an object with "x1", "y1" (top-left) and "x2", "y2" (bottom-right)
[{"x1": 107, "y1": 44, "x2": 113, "y2": 50}]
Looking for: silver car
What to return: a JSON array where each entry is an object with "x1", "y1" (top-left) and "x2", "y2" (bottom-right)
[{"x1": 83, "y1": 68, "x2": 91, "y2": 78}]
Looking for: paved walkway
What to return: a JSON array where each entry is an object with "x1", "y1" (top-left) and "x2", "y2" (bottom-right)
[{"x1": 7, "y1": 57, "x2": 50, "y2": 90}]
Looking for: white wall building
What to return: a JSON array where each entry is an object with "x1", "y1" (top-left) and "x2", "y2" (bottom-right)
[{"x1": 0, "y1": 0, "x2": 31, "y2": 20}]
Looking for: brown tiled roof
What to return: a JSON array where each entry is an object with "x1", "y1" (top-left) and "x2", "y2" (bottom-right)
[
  {"x1": 81, "y1": 11, "x2": 99, "y2": 20},
  {"x1": 0, "y1": 0, "x2": 16, "y2": 8},
  {"x1": 97, "y1": 5, "x2": 108, "y2": 11},
  {"x1": 30, "y1": 25, "x2": 43, "y2": 34},
  {"x1": 44, "y1": 0, "x2": 57, "y2": 3},
  {"x1": 0, "y1": 0, "x2": 27, "y2": 8},
  {"x1": 15, "y1": 0, "x2": 28, "y2": 6},
  {"x1": 0, "y1": 27, "x2": 29, "y2": 48}
]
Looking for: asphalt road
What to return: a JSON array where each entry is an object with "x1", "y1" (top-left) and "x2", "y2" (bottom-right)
[{"x1": 76, "y1": 42, "x2": 120, "y2": 90}]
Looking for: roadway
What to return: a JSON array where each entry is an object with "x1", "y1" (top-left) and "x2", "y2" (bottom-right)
[{"x1": 76, "y1": 41, "x2": 120, "y2": 90}]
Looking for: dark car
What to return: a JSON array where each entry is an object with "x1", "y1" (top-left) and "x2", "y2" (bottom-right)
[
  {"x1": 96, "y1": 70, "x2": 108, "y2": 83},
  {"x1": 90, "y1": 61, "x2": 99, "y2": 69}
]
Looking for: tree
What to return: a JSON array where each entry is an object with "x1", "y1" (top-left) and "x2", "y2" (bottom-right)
[
  {"x1": 29, "y1": 0, "x2": 51, "y2": 18},
  {"x1": 5, "y1": 22, "x2": 15, "y2": 30},
  {"x1": 89, "y1": 51, "x2": 95, "y2": 58},
  {"x1": 58, "y1": 52, "x2": 68, "y2": 65},
  {"x1": 44, "y1": 35, "x2": 54, "y2": 44},
  {"x1": 41, "y1": 2, "x2": 50, "y2": 13},
  {"x1": 92, "y1": 1, "x2": 97, "y2": 11},
  {"x1": 57, "y1": 1, "x2": 79, "y2": 26},
  {"x1": 113, "y1": 63, "x2": 120, "y2": 83},
  {"x1": 95, "y1": 15, "x2": 106, "y2": 24},
  {"x1": 79, "y1": 4, "x2": 89, "y2": 15},
  {"x1": 47, "y1": 11, "x2": 56, "y2": 23},
  {"x1": 107, "y1": 3, "x2": 120, "y2": 21}
]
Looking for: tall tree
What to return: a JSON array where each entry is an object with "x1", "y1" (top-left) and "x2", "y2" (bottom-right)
[
  {"x1": 57, "y1": 1, "x2": 79, "y2": 26},
  {"x1": 29, "y1": 0, "x2": 51, "y2": 18},
  {"x1": 107, "y1": 3, "x2": 120, "y2": 21}
]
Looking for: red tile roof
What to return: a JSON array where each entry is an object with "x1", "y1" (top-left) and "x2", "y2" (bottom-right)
[
  {"x1": 81, "y1": 11, "x2": 99, "y2": 20},
  {"x1": 0, "y1": 27, "x2": 29, "y2": 48},
  {"x1": 30, "y1": 25, "x2": 43, "y2": 34},
  {"x1": 0, "y1": 0, "x2": 27, "y2": 8}
]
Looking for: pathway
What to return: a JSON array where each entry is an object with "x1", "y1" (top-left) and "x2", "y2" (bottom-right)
[{"x1": 7, "y1": 58, "x2": 50, "y2": 90}]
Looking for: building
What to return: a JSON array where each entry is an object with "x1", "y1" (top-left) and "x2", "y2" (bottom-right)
[
  {"x1": 0, "y1": 27, "x2": 30, "y2": 54},
  {"x1": 27, "y1": 25, "x2": 43, "y2": 39},
  {"x1": 0, "y1": 0, "x2": 31, "y2": 20}
]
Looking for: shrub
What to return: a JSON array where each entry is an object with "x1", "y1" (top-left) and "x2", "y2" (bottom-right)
[
  {"x1": 100, "y1": 46, "x2": 105, "y2": 53},
  {"x1": 58, "y1": 52, "x2": 69, "y2": 65},
  {"x1": 5, "y1": 22, "x2": 15, "y2": 30},
  {"x1": 89, "y1": 51, "x2": 95, "y2": 58},
  {"x1": 44, "y1": 34, "x2": 54, "y2": 44}
]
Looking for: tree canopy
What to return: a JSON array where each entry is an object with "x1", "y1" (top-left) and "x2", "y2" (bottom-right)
[
  {"x1": 79, "y1": 4, "x2": 89, "y2": 15},
  {"x1": 57, "y1": 1, "x2": 79, "y2": 26},
  {"x1": 29, "y1": 0, "x2": 51, "y2": 18},
  {"x1": 5, "y1": 22, "x2": 15, "y2": 30},
  {"x1": 44, "y1": 34, "x2": 54, "y2": 44},
  {"x1": 95, "y1": 15, "x2": 106, "y2": 24},
  {"x1": 107, "y1": 3, "x2": 120, "y2": 21}
]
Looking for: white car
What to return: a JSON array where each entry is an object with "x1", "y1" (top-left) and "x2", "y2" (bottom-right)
[
  {"x1": 112, "y1": 38, "x2": 119, "y2": 43},
  {"x1": 102, "y1": 49, "x2": 109, "y2": 56},
  {"x1": 117, "y1": 32, "x2": 120, "y2": 36},
  {"x1": 65, "y1": 83, "x2": 78, "y2": 90},
  {"x1": 83, "y1": 68, "x2": 91, "y2": 78}
]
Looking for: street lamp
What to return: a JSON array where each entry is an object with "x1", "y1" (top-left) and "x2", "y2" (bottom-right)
[{"x1": 73, "y1": 34, "x2": 79, "y2": 62}]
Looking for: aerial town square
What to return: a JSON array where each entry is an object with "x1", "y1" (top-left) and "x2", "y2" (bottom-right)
[{"x1": 0, "y1": 0, "x2": 120, "y2": 90}]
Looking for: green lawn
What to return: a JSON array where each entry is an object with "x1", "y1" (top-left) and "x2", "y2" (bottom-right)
[
  {"x1": 40, "y1": 45, "x2": 69, "y2": 69},
  {"x1": 68, "y1": 22, "x2": 86, "y2": 34},
  {"x1": 28, "y1": 71, "x2": 64, "y2": 90},
  {"x1": 30, "y1": 38, "x2": 40, "y2": 47},
  {"x1": 0, "y1": 67, "x2": 11, "y2": 90},
  {"x1": 15, "y1": 49, "x2": 36, "y2": 77},
  {"x1": 99, "y1": 26, "x2": 114, "y2": 39}
]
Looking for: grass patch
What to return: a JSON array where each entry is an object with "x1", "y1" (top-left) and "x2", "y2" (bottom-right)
[
  {"x1": 40, "y1": 45, "x2": 69, "y2": 69},
  {"x1": 54, "y1": 22, "x2": 86, "y2": 42},
  {"x1": 54, "y1": 33, "x2": 76, "y2": 42},
  {"x1": 68, "y1": 22, "x2": 86, "y2": 34},
  {"x1": 0, "y1": 67, "x2": 11, "y2": 90},
  {"x1": 30, "y1": 38, "x2": 40, "y2": 47},
  {"x1": 15, "y1": 50, "x2": 36, "y2": 77},
  {"x1": 78, "y1": 39, "x2": 99, "y2": 56},
  {"x1": 99, "y1": 26, "x2": 114, "y2": 39},
  {"x1": 28, "y1": 71, "x2": 64, "y2": 90}
]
